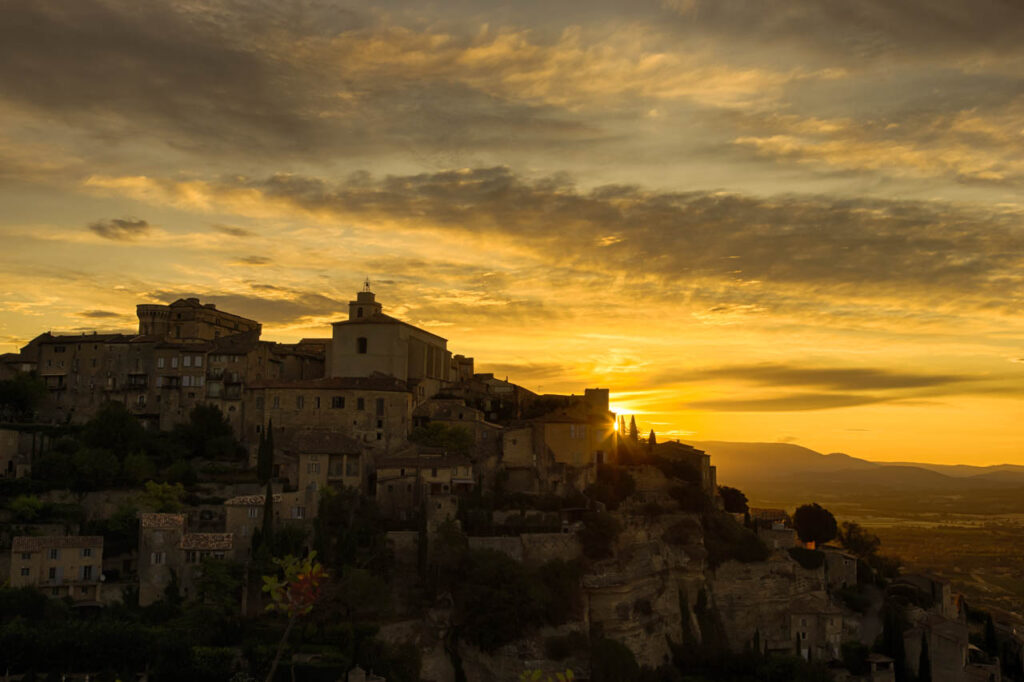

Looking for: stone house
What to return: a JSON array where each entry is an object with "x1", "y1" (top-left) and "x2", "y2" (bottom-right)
[
  {"x1": 822, "y1": 545, "x2": 858, "y2": 588},
  {"x1": 137, "y1": 512, "x2": 233, "y2": 606},
  {"x1": 652, "y1": 440, "x2": 718, "y2": 495},
  {"x1": 903, "y1": 614, "x2": 970, "y2": 682},
  {"x1": 9, "y1": 535, "x2": 103, "y2": 603},
  {"x1": 375, "y1": 449, "x2": 474, "y2": 520},
  {"x1": 790, "y1": 593, "x2": 843, "y2": 660}
]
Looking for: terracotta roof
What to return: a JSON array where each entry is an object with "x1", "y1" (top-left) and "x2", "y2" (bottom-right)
[
  {"x1": 248, "y1": 374, "x2": 410, "y2": 392},
  {"x1": 139, "y1": 513, "x2": 187, "y2": 529},
  {"x1": 224, "y1": 494, "x2": 283, "y2": 506},
  {"x1": 12, "y1": 535, "x2": 104, "y2": 552},
  {"x1": 180, "y1": 533, "x2": 233, "y2": 551}
]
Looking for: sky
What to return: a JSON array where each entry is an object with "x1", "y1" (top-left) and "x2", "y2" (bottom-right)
[{"x1": 1, "y1": 0, "x2": 1022, "y2": 464}]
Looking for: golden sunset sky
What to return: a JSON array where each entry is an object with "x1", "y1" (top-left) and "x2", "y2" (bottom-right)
[{"x1": 1, "y1": 1, "x2": 1022, "y2": 464}]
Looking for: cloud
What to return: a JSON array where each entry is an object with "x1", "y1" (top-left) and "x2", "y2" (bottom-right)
[
  {"x1": 88, "y1": 167, "x2": 1024, "y2": 316},
  {"x1": 77, "y1": 309, "x2": 125, "y2": 319},
  {"x1": 87, "y1": 217, "x2": 150, "y2": 241},
  {"x1": 672, "y1": 363, "x2": 970, "y2": 391},
  {"x1": 234, "y1": 256, "x2": 272, "y2": 266},
  {"x1": 686, "y1": 393, "x2": 888, "y2": 412},
  {"x1": 213, "y1": 224, "x2": 253, "y2": 238},
  {"x1": 147, "y1": 288, "x2": 347, "y2": 327}
]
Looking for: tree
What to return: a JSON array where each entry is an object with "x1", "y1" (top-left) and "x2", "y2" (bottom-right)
[
  {"x1": 0, "y1": 373, "x2": 46, "y2": 420},
  {"x1": 121, "y1": 451, "x2": 157, "y2": 486},
  {"x1": 260, "y1": 479, "x2": 275, "y2": 549},
  {"x1": 793, "y1": 503, "x2": 838, "y2": 546},
  {"x1": 139, "y1": 480, "x2": 185, "y2": 512},
  {"x1": 8, "y1": 495, "x2": 44, "y2": 522},
  {"x1": 591, "y1": 638, "x2": 640, "y2": 682},
  {"x1": 628, "y1": 416, "x2": 639, "y2": 444},
  {"x1": 984, "y1": 613, "x2": 998, "y2": 657},
  {"x1": 648, "y1": 429, "x2": 657, "y2": 451},
  {"x1": 81, "y1": 401, "x2": 147, "y2": 460},
  {"x1": 838, "y1": 521, "x2": 881, "y2": 558},
  {"x1": 718, "y1": 486, "x2": 749, "y2": 514},
  {"x1": 71, "y1": 447, "x2": 120, "y2": 492},
  {"x1": 256, "y1": 429, "x2": 272, "y2": 485},
  {"x1": 262, "y1": 553, "x2": 328, "y2": 682},
  {"x1": 409, "y1": 421, "x2": 474, "y2": 456},
  {"x1": 175, "y1": 404, "x2": 237, "y2": 460}
]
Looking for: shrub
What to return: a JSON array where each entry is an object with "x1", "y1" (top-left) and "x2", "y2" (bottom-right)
[
  {"x1": 703, "y1": 511, "x2": 769, "y2": 567},
  {"x1": 578, "y1": 512, "x2": 621, "y2": 560}
]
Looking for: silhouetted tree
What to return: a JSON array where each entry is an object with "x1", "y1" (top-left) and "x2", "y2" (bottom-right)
[
  {"x1": 261, "y1": 479, "x2": 274, "y2": 548},
  {"x1": 628, "y1": 416, "x2": 639, "y2": 444},
  {"x1": 985, "y1": 613, "x2": 999, "y2": 656},
  {"x1": 648, "y1": 429, "x2": 657, "y2": 451},
  {"x1": 793, "y1": 503, "x2": 838, "y2": 546},
  {"x1": 839, "y1": 521, "x2": 881, "y2": 558},
  {"x1": 719, "y1": 486, "x2": 749, "y2": 514},
  {"x1": 256, "y1": 429, "x2": 273, "y2": 485}
]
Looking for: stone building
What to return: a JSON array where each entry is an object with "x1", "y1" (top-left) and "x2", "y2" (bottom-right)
[
  {"x1": 822, "y1": 546, "x2": 858, "y2": 589},
  {"x1": 652, "y1": 440, "x2": 718, "y2": 495},
  {"x1": 375, "y1": 448, "x2": 475, "y2": 520},
  {"x1": 790, "y1": 593, "x2": 843, "y2": 660},
  {"x1": 10, "y1": 535, "x2": 104, "y2": 603},
  {"x1": 137, "y1": 297, "x2": 261, "y2": 341},
  {"x1": 137, "y1": 512, "x2": 233, "y2": 606},
  {"x1": 244, "y1": 375, "x2": 413, "y2": 458}
]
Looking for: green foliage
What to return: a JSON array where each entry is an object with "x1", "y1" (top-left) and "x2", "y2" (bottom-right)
[
  {"x1": 81, "y1": 401, "x2": 148, "y2": 459},
  {"x1": 578, "y1": 511, "x2": 622, "y2": 560},
  {"x1": 355, "y1": 639, "x2": 421, "y2": 682},
  {"x1": 787, "y1": 547, "x2": 826, "y2": 570},
  {"x1": 140, "y1": 480, "x2": 185, "y2": 512},
  {"x1": 314, "y1": 486, "x2": 390, "y2": 573},
  {"x1": 718, "y1": 486, "x2": 748, "y2": 514},
  {"x1": 835, "y1": 585, "x2": 871, "y2": 614},
  {"x1": 70, "y1": 447, "x2": 120, "y2": 492},
  {"x1": 122, "y1": 451, "x2": 158, "y2": 485},
  {"x1": 586, "y1": 465, "x2": 637, "y2": 511},
  {"x1": 257, "y1": 425, "x2": 273, "y2": 485},
  {"x1": 196, "y1": 558, "x2": 245, "y2": 615},
  {"x1": 8, "y1": 494, "x2": 44, "y2": 521},
  {"x1": 591, "y1": 638, "x2": 640, "y2": 682},
  {"x1": 793, "y1": 503, "x2": 838, "y2": 545},
  {"x1": 668, "y1": 483, "x2": 712, "y2": 513},
  {"x1": 409, "y1": 421, "x2": 474, "y2": 456}
]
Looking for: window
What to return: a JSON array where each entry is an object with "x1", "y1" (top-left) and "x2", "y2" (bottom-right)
[
  {"x1": 52, "y1": 588, "x2": 60, "y2": 596},
  {"x1": 80, "y1": 586, "x2": 89, "y2": 594},
  {"x1": 331, "y1": 396, "x2": 345, "y2": 409},
  {"x1": 82, "y1": 548, "x2": 92, "y2": 558},
  {"x1": 376, "y1": 433, "x2": 382, "y2": 440},
  {"x1": 171, "y1": 357, "x2": 178, "y2": 368},
  {"x1": 248, "y1": 507, "x2": 259, "y2": 518},
  {"x1": 376, "y1": 398, "x2": 385, "y2": 415},
  {"x1": 20, "y1": 552, "x2": 30, "y2": 560},
  {"x1": 356, "y1": 337, "x2": 368, "y2": 354},
  {"x1": 292, "y1": 506, "x2": 306, "y2": 519},
  {"x1": 81, "y1": 565, "x2": 93, "y2": 580},
  {"x1": 431, "y1": 468, "x2": 438, "y2": 477},
  {"x1": 256, "y1": 397, "x2": 263, "y2": 408},
  {"x1": 20, "y1": 568, "x2": 29, "y2": 577},
  {"x1": 157, "y1": 357, "x2": 165, "y2": 368},
  {"x1": 314, "y1": 396, "x2": 320, "y2": 409},
  {"x1": 54, "y1": 345, "x2": 66, "y2": 353},
  {"x1": 48, "y1": 567, "x2": 56, "y2": 580},
  {"x1": 377, "y1": 419, "x2": 383, "y2": 428},
  {"x1": 194, "y1": 355, "x2": 203, "y2": 367},
  {"x1": 48, "y1": 549, "x2": 59, "y2": 560},
  {"x1": 151, "y1": 552, "x2": 165, "y2": 565},
  {"x1": 307, "y1": 462, "x2": 320, "y2": 474},
  {"x1": 183, "y1": 355, "x2": 192, "y2": 367},
  {"x1": 272, "y1": 396, "x2": 280, "y2": 409},
  {"x1": 296, "y1": 395, "x2": 305, "y2": 409},
  {"x1": 357, "y1": 397, "x2": 365, "y2": 410},
  {"x1": 213, "y1": 552, "x2": 225, "y2": 560},
  {"x1": 345, "y1": 456, "x2": 359, "y2": 477},
  {"x1": 357, "y1": 307, "x2": 363, "y2": 318},
  {"x1": 185, "y1": 551, "x2": 197, "y2": 564}
]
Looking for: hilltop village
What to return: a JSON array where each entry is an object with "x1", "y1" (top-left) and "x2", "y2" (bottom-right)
[{"x1": 0, "y1": 286, "x2": 1020, "y2": 682}]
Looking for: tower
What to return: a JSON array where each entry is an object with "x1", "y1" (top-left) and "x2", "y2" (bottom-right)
[{"x1": 348, "y1": 280, "x2": 383, "y2": 321}]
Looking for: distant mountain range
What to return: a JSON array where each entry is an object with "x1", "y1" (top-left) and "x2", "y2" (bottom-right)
[{"x1": 683, "y1": 440, "x2": 1024, "y2": 509}]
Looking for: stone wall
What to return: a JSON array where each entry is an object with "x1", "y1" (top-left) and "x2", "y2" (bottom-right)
[{"x1": 468, "y1": 536, "x2": 523, "y2": 562}]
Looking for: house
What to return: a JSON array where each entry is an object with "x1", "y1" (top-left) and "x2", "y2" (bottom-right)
[
  {"x1": 903, "y1": 614, "x2": 970, "y2": 682},
  {"x1": 790, "y1": 592, "x2": 843, "y2": 661},
  {"x1": 223, "y1": 494, "x2": 283, "y2": 560},
  {"x1": 652, "y1": 440, "x2": 718, "y2": 495},
  {"x1": 137, "y1": 513, "x2": 233, "y2": 606},
  {"x1": 375, "y1": 448, "x2": 474, "y2": 519},
  {"x1": 822, "y1": 545, "x2": 858, "y2": 588},
  {"x1": 10, "y1": 535, "x2": 104, "y2": 603}
]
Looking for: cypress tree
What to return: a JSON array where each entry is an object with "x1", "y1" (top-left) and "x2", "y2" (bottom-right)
[
  {"x1": 648, "y1": 429, "x2": 657, "y2": 449},
  {"x1": 985, "y1": 613, "x2": 998, "y2": 656},
  {"x1": 256, "y1": 430, "x2": 271, "y2": 485},
  {"x1": 628, "y1": 416, "x2": 639, "y2": 444}
]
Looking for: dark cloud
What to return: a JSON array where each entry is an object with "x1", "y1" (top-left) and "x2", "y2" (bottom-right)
[
  {"x1": 670, "y1": 363, "x2": 969, "y2": 391},
  {"x1": 475, "y1": 362, "x2": 570, "y2": 381},
  {"x1": 88, "y1": 217, "x2": 150, "y2": 240},
  {"x1": 665, "y1": 0, "x2": 1024, "y2": 65},
  {"x1": 77, "y1": 310, "x2": 124, "y2": 319},
  {"x1": 0, "y1": 1, "x2": 595, "y2": 162},
  {"x1": 150, "y1": 289, "x2": 345, "y2": 326},
  {"x1": 205, "y1": 167, "x2": 1024, "y2": 309},
  {"x1": 234, "y1": 256, "x2": 272, "y2": 266},
  {"x1": 686, "y1": 393, "x2": 888, "y2": 412},
  {"x1": 213, "y1": 224, "x2": 254, "y2": 238}
]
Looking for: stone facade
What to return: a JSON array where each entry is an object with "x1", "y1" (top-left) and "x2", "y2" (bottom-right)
[{"x1": 10, "y1": 535, "x2": 104, "y2": 602}]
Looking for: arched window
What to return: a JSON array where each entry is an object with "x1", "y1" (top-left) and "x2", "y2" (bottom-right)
[
  {"x1": 357, "y1": 307, "x2": 363, "y2": 318},
  {"x1": 357, "y1": 337, "x2": 368, "y2": 354}
]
